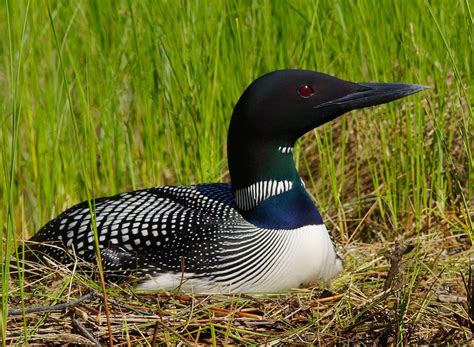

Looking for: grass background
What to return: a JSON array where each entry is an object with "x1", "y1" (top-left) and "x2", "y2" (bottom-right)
[{"x1": 1, "y1": 0, "x2": 472, "y2": 344}]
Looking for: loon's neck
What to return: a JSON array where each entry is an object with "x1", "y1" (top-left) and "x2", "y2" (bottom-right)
[
  {"x1": 228, "y1": 137, "x2": 298, "y2": 191},
  {"x1": 227, "y1": 127, "x2": 323, "y2": 229}
]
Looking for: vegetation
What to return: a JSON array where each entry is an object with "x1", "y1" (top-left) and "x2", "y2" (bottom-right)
[{"x1": 1, "y1": 0, "x2": 472, "y2": 344}]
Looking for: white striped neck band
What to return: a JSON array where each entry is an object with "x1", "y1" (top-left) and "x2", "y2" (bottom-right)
[
  {"x1": 234, "y1": 179, "x2": 293, "y2": 210},
  {"x1": 278, "y1": 146, "x2": 293, "y2": 154}
]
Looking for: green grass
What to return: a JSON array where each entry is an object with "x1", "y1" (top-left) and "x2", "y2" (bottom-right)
[{"x1": 1, "y1": 0, "x2": 472, "y2": 344}]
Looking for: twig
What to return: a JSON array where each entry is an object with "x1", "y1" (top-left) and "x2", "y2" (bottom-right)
[
  {"x1": 106, "y1": 297, "x2": 155, "y2": 316},
  {"x1": 384, "y1": 242, "x2": 414, "y2": 291},
  {"x1": 176, "y1": 256, "x2": 186, "y2": 292},
  {"x1": 151, "y1": 321, "x2": 159, "y2": 347},
  {"x1": 210, "y1": 307, "x2": 262, "y2": 319},
  {"x1": 313, "y1": 293, "x2": 344, "y2": 303},
  {"x1": 72, "y1": 318, "x2": 101, "y2": 346},
  {"x1": 8, "y1": 292, "x2": 100, "y2": 316}
]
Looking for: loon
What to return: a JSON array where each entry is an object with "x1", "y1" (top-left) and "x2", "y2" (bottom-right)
[{"x1": 25, "y1": 70, "x2": 426, "y2": 293}]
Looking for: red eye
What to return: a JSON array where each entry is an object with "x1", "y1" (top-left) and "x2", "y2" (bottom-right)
[{"x1": 298, "y1": 84, "x2": 315, "y2": 98}]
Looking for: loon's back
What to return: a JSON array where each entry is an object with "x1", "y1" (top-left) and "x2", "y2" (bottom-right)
[{"x1": 29, "y1": 184, "x2": 237, "y2": 279}]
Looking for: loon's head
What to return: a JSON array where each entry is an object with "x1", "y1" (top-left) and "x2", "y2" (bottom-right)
[
  {"x1": 228, "y1": 69, "x2": 427, "y2": 145},
  {"x1": 227, "y1": 70, "x2": 427, "y2": 228}
]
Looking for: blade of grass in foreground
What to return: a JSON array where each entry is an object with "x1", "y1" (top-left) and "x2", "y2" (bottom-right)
[
  {"x1": 1, "y1": 0, "x2": 30, "y2": 343},
  {"x1": 46, "y1": 3, "x2": 114, "y2": 345}
]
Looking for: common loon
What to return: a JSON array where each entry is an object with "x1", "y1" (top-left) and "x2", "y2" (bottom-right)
[{"x1": 25, "y1": 70, "x2": 426, "y2": 293}]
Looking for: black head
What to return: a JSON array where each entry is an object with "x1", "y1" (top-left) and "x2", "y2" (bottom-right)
[
  {"x1": 227, "y1": 69, "x2": 427, "y2": 192},
  {"x1": 228, "y1": 69, "x2": 427, "y2": 144}
]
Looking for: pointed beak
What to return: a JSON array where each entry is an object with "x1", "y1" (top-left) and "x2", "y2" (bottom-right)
[{"x1": 314, "y1": 82, "x2": 428, "y2": 111}]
